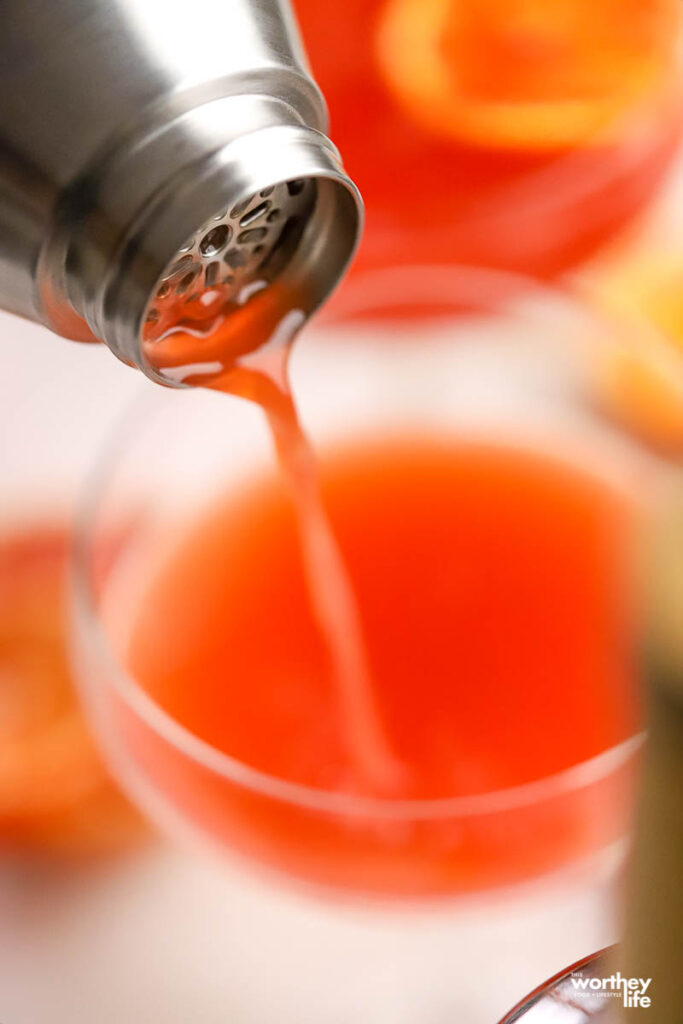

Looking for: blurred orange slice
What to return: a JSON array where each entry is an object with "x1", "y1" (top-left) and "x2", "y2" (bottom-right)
[
  {"x1": 596, "y1": 253, "x2": 683, "y2": 344},
  {"x1": 0, "y1": 528, "x2": 146, "y2": 857},
  {"x1": 591, "y1": 253, "x2": 683, "y2": 452},
  {"x1": 376, "y1": 0, "x2": 678, "y2": 149}
]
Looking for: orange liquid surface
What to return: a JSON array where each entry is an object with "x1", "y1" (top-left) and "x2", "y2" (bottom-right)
[
  {"x1": 106, "y1": 437, "x2": 639, "y2": 895},
  {"x1": 294, "y1": 0, "x2": 681, "y2": 280}
]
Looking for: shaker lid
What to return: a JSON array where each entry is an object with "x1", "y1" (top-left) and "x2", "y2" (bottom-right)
[
  {"x1": 141, "y1": 177, "x2": 319, "y2": 366},
  {"x1": 69, "y1": 112, "x2": 362, "y2": 385}
]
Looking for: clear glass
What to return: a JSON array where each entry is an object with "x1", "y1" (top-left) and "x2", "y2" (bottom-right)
[
  {"x1": 71, "y1": 266, "x2": 679, "y2": 1022},
  {"x1": 497, "y1": 948, "x2": 611, "y2": 1021}
]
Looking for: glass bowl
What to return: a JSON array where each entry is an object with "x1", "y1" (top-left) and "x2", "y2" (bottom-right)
[{"x1": 70, "y1": 266, "x2": 677, "y2": 903}]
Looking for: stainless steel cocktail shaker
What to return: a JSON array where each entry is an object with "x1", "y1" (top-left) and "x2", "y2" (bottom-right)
[{"x1": 0, "y1": 0, "x2": 362, "y2": 383}]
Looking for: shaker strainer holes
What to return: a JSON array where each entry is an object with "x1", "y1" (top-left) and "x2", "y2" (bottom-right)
[
  {"x1": 237, "y1": 227, "x2": 267, "y2": 244},
  {"x1": 286, "y1": 179, "x2": 305, "y2": 196},
  {"x1": 176, "y1": 269, "x2": 200, "y2": 294},
  {"x1": 225, "y1": 249, "x2": 247, "y2": 269},
  {"x1": 230, "y1": 194, "x2": 255, "y2": 219},
  {"x1": 164, "y1": 254, "x2": 194, "y2": 279},
  {"x1": 266, "y1": 208, "x2": 281, "y2": 223},
  {"x1": 239, "y1": 201, "x2": 271, "y2": 228},
  {"x1": 199, "y1": 224, "x2": 231, "y2": 257},
  {"x1": 156, "y1": 282, "x2": 171, "y2": 299},
  {"x1": 259, "y1": 186, "x2": 274, "y2": 197},
  {"x1": 205, "y1": 262, "x2": 221, "y2": 287},
  {"x1": 146, "y1": 308, "x2": 160, "y2": 323}
]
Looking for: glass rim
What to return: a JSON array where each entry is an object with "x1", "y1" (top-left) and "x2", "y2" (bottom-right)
[
  {"x1": 72, "y1": 263, "x2": 651, "y2": 821},
  {"x1": 323, "y1": 55, "x2": 683, "y2": 265},
  {"x1": 496, "y1": 946, "x2": 611, "y2": 1022},
  {"x1": 367, "y1": 97, "x2": 683, "y2": 243}
]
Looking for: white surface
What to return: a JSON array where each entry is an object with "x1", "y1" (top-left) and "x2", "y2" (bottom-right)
[
  {"x1": 0, "y1": 310, "x2": 140, "y2": 518},
  {"x1": 0, "y1": 843, "x2": 616, "y2": 1024}
]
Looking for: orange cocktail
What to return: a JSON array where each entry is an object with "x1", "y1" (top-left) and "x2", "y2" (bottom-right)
[
  {"x1": 294, "y1": 0, "x2": 681, "y2": 278},
  {"x1": 74, "y1": 270, "x2": 646, "y2": 897}
]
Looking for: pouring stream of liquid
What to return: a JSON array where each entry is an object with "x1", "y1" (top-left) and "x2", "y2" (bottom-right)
[{"x1": 143, "y1": 291, "x2": 405, "y2": 794}]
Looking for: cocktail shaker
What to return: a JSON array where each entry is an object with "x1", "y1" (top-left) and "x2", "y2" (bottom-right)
[{"x1": 0, "y1": 0, "x2": 362, "y2": 383}]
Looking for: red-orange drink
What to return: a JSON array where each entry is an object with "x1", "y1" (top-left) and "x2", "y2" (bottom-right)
[
  {"x1": 102, "y1": 437, "x2": 638, "y2": 896},
  {"x1": 294, "y1": 0, "x2": 681, "y2": 280}
]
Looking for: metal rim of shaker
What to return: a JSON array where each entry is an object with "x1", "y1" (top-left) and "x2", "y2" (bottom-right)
[{"x1": 95, "y1": 123, "x2": 363, "y2": 386}]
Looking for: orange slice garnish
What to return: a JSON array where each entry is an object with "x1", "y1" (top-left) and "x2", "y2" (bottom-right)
[
  {"x1": 590, "y1": 253, "x2": 683, "y2": 452},
  {"x1": 376, "y1": 0, "x2": 678, "y2": 149},
  {"x1": 0, "y1": 528, "x2": 146, "y2": 856}
]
